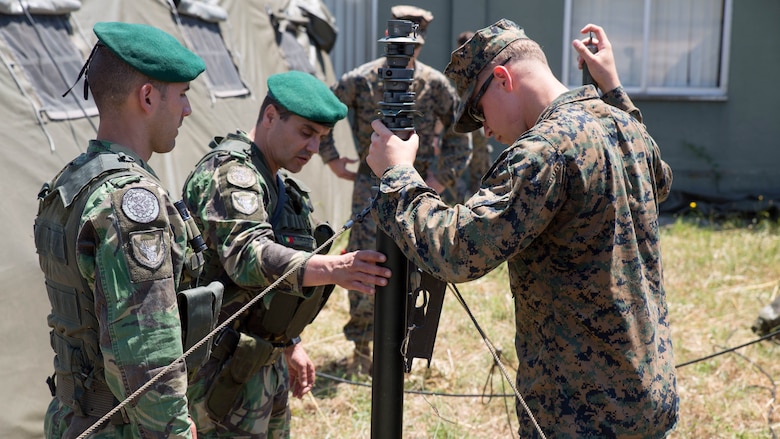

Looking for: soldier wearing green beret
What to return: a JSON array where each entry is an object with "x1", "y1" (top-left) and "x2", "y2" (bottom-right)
[
  {"x1": 367, "y1": 21, "x2": 678, "y2": 438},
  {"x1": 37, "y1": 22, "x2": 205, "y2": 438},
  {"x1": 181, "y1": 70, "x2": 391, "y2": 438}
]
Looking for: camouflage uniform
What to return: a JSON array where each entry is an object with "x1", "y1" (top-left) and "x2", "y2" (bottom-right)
[
  {"x1": 39, "y1": 141, "x2": 192, "y2": 439},
  {"x1": 183, "y1": 131, "x2": 312, "y2": 439},
  {"x1": 320, "y1": 57, "x2": 470, "y2": 344},
  {"x1": 372, "y1": 85, "x2": 678, "y2": 437},
  {"x1": 454, "y1": 128, "x2": 493, "y2": 202}
]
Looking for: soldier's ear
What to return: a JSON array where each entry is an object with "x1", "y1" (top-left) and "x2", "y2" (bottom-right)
[
  {"x1": 262, "y1": 104, "x2": 277, "y2": 127},
  {"x1": 137, "y1": 82, "x2": 156, "y2": 112},
  {"x1": 493, "y1": 66, "x2": 513, "y2": 92}
]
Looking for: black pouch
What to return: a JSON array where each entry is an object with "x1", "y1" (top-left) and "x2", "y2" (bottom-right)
[{"x1": 178, "y1": 281, "x2": 224, "y2": 375}]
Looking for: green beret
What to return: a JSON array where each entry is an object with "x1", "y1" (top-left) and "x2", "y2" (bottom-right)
[
  {"x1": 93, "y1": 22, "x2": 205, "y2": 82},
  {"x1": 445, "y1": 19, "x2": 529, "y2": 133},
  {"x1": 267, "y1": 71, "x2": 347, "y2": 126}
]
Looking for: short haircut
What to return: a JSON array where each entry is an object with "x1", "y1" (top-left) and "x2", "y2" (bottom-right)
[
  {"x1": 486, "y1": 37, "x2": 548, "y2": 75},
  {"x1": 257, "y1": 94, "x2": 293, "y2": 125},
  {"x1": 87, "y1": 45, "x2": 163, "y2": 112}
]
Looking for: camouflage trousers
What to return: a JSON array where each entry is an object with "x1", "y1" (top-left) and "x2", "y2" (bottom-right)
[
  {"x1": 343, "y1": 172, "x2": 379, "y2": 344},
  {"x1": 187, "y1": 353, "x2": 291, "y2": 438},
  {"x1": 45, "y1": 398, "x2": 136, "y2": 439}
]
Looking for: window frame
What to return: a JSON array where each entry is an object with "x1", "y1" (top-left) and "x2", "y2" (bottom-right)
[
  {"x1": 562, "y1": 0, "x2": 733, "y2": 100},
  {"x1": 0, "y1": 12, "x2": 98, "y2": 120},
  {"x1": 176, "y1": 14, "x2": 249, "y2": 99}
]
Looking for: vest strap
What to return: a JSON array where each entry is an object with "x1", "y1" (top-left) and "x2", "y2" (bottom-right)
[{"x1": 54, "y1": 373, "x2": 129, "y2": 424}]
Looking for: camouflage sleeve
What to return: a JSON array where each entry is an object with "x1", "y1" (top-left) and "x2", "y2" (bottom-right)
[
  {"x1": 319, "y1": 129, "x2": 340, "y2": 164},
  {"x1": 183, "y1": 156, "x2": 308, "y2": 293},
  {"x1": 77, "y1": 177, "x2": 192, "y2": 438},
  {"x1": 602, "y1": 88, "x2": 673, "y2": 202},
  {"x1": 320, "y1": 74, "x2": 361, "y2": 164},
  {"x1": 373, "y1": 136, "x2": 562, "y2": 283},
  {"x1": 646, "y1": 133, "x2": 673, "y2": 203},
  {"x1": 601, "y1": 86, "x2": 643, "y2": 123},
  {"x1": 434, "y1": 79, "x2": 471, "y2": 188}
]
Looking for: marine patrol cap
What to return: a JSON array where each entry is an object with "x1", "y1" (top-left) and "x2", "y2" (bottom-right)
[
  {"x1": 391, "y1": 5, "x2": 433, "y2": 43},
  {"x1": 445, "y1": 19, "x2": 529, "y2": 133},
  {"x1": 93, "y1": 22, "x2": 205, "y2": 82},
  {"x1": 267, "y1": 70, "x2": 347, "y2": 127}
]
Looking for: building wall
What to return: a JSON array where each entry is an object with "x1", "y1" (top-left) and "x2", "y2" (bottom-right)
[
  {"x1": 373, "y1": 0, "x2": 780, "y2": 207},
  {"x1": 640, "y1": 0, "x2": 780, "y2": 203}
]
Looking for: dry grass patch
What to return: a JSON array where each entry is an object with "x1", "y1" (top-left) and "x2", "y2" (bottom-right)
[{"x1": 291, "y1": 216, "x2": 780, "y2": 438}]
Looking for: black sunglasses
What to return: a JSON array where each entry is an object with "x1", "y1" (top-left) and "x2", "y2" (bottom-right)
[{"x1": 468, "y1": 57, "x2": 512, "y2": 123}]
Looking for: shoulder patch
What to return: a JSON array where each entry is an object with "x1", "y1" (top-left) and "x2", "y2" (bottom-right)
[
  {"x1": 227, "y1": 165, "x2": 257, "y2": 188},
  {"x1": 130, "y1": 230, "x2": 166, "y2": 269},
  {"x1": 231, "y1": 191, "x2": 259, "y2": 215},
  {"x1": 121, "y1": 188, "x2": 160, "y2": 223}
]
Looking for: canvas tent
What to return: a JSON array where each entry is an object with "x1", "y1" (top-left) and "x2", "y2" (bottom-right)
[{"x1": 0, "y1": 0, "x2": 357, "y2": 437}]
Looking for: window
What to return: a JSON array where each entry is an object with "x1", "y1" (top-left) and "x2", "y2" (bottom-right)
[
  {"x1": 0, "y1": 13, "x2": 97, "y2": 120},
  {"x1": 563, "y1": 0, "x2": 732, "y2": 99},
  {"x1": 176, "y1": 14, "x2": 249, "y2": 99}
]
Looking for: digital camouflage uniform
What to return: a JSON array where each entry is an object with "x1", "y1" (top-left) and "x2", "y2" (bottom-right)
[
  {"x1": 374, "y1": 19, "x2": 679, "y2": 435},
  {"x1": 320, "y1": 57, "x2": 470, "y2": 344},
  {"x1": 453, "y1": 128, "x2": 492, "y2": 202},
  {"x1": 38, "y1": 141, "x2": 193, "y2": 439},
  {"x1": 375, "y1": 82, "x2": 678, "y2": 438},
  {"x1": 183, "y1": 131, "x2": 315, "y2": 439}
]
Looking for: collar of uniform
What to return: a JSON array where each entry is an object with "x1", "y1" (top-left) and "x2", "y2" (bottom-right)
[
  {"x1": 86, "y1": 139, "x2": 157, "y2": 178},
  {"x1": 242, "y1": 134, "x2": 277, "y2": 189},
  {"x1": 216, "y1": 130, "x2": 270, "y2": 178},
  {"x1": 225, "y1": 130, "x2": 252, "y2": 144},
  {"x1": 534, "y1": 86, "x2": 601, "y2": 127}
]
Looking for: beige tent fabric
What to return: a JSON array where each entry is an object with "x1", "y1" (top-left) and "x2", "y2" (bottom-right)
[
  {"x1": 0, "y1": 19, "x2": 96, "y2": 438},
  {"x1": 0, "y1": 0, "x2": 82, "y2": 15},
  {"x1": 0, "y1": 0, "x2": 356, "y2": 436},
  {"x1": 177, "y1": 0, "x2": 228, "y2": 22}
]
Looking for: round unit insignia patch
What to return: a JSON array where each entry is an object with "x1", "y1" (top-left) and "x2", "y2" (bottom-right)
[
  {"x1": 122, "y1": 188, "x2": 160, "y2": 223},
  {"x1": 227, "y1": 165, "x2": 257, "y2": 188}
]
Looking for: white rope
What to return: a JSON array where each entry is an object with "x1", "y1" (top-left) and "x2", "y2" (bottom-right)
[
  {"x1": 449, "y1": 283, "x2": 548, "y2": 439},
  {"x1": 76, "y1": 226, "x2": 346, "y2": 438}
]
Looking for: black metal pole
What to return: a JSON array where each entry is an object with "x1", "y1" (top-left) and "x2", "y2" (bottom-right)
[
  {"x1": 371, "y1": 230, "x2": 406, "y2": 439},
  {"x1": 371, "y1": 18, "x2": 419, "y2": 439}
]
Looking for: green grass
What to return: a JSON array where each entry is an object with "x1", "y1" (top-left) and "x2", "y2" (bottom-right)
[{"x1": 291, "y1": 214, "x2": 780, "y2": 438}]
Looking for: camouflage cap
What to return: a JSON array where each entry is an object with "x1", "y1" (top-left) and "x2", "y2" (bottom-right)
[
  {"x1": 267, "y1": 70, "x2": 347, "y2": 127},
  {"x1": 93, "y1": 22, "x2": 205, "y2": 82},
  {"x1": 445, "y1": 19, "x2": 528, "y2": 133},
  {"x1": 391, "y1": 5, "x2": 433, "y2": 43}
]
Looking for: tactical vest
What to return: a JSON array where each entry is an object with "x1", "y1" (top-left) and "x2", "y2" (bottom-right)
[
  {"x1": 34, "y1": 152, "x2": 155, "y2": 420},
  {"x1": 34, "y1": 152, "x2": 222, "y2": 420},
  {"x1": 203, "y1": 135, "x2": 335, "y2": 344}
]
